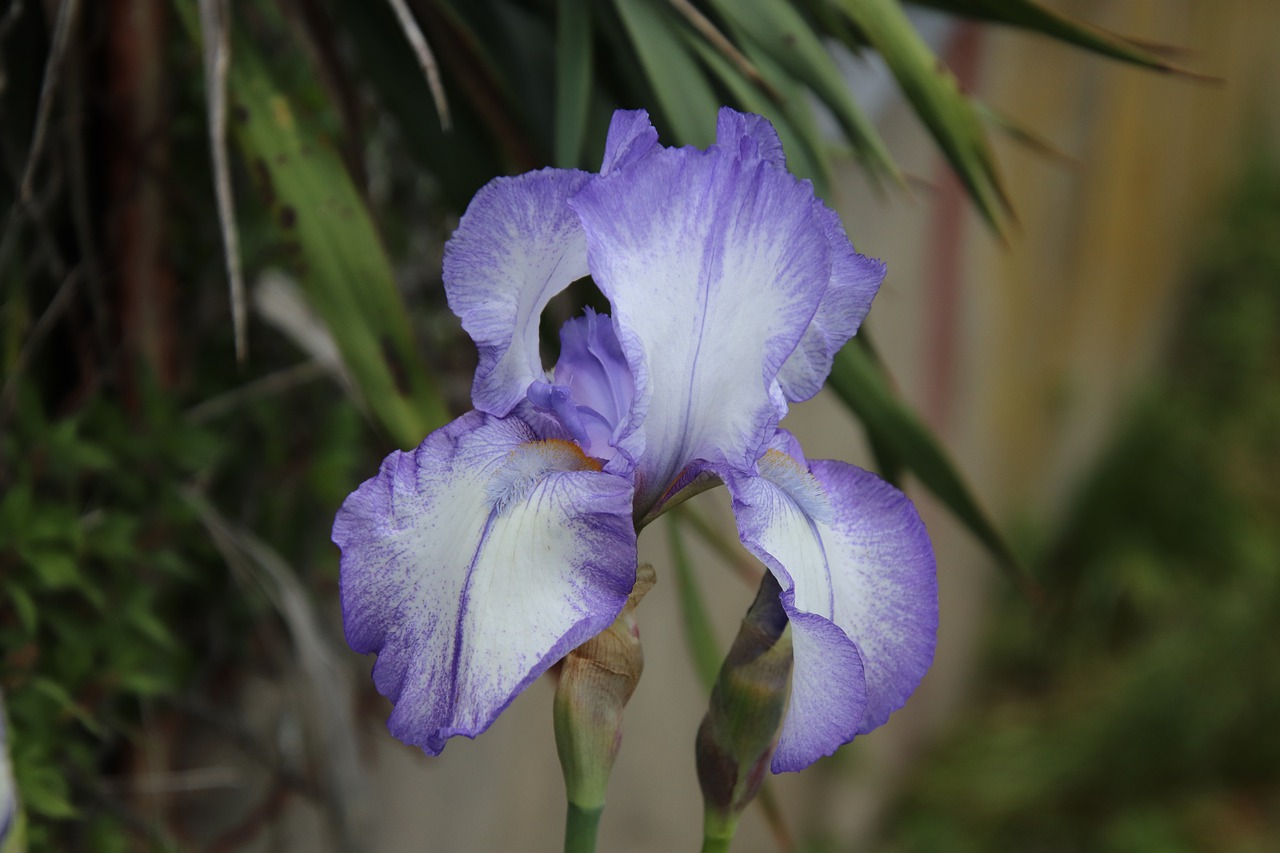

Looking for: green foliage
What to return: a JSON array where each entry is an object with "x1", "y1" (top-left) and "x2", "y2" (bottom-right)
[
  {"x1": 0, "y1": 388, "x2": 222, "y2": 844},
  {"x1": 312, "y1": 0, "x2": 1184, "y2": 208},
  {"x1": 174, "y1": 1, "x2": 448, "y2": 449},
  {"x1": 554, "y1": 0, "x2": 594, "y2": 168},
  {"x1": 0, "y1": 369, "x2": 371, "y2": 847},
  {"x1": 880, "y1": 154, "x2": 1280, "y2": 853},
  {"x1": 910, "y1": 0, "x2": 1187, "y2": 71},
  {"x1": 613, "y1": 0, "x2": 721, "y2": 150}
]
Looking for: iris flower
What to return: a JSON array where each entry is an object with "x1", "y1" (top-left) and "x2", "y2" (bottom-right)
[{"x1": 333, "y1": 108, "x2": 937, "y2": 773}]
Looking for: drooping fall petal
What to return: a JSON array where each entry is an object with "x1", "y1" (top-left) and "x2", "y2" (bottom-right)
[
  {"x1": 334, "y1": 412, "x2": 638, "y2": 754},
  {"x1": 723, "y1": 435, "x2": 937, "y2": 771}
]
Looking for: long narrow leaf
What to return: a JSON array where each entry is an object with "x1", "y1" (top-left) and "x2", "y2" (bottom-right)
[
  {"x1": 678, "y1": 504, "x2": 760, "y2": 585},
  {"x1": 908, "y1": 0, "x2": 1188, "y2": 73},
  {"x1": 611, "y1": 0, "x2": 720, "y2": 147},
  {"x1": 974, "y1": 101, "x2": 1077, "y2": 167},
  {"x1": 667, "y1": 512, "x2": 724, "y2": 690},
  {"x1": 175, "y1": 2, "x2": 446, "y2": 447},
  {"x1": 827, "y1": 338, "x2": 1039, "y2": 599},
  {"x1": 554, "y1": 0, "x2": 593, "y2": 166},
  {"x1": 834, "y1": 0, "x2": 1010, "y2": 233}
]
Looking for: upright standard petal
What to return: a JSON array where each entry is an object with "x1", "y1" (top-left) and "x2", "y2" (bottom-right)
[
  {"x1": 713, "y1": 105, "x2": 885, "y2": 403},
  {"x1": 715, "y1": 107, "x2": 785, "y2": 167},
  {"x1": 334, "y1": 411, "x2": 638, "y2": 754},
  {"x1": 724, "y1": 437, "x2": 937, "y2": 771},
  {"x1": 775, "y1": 206, "x2": 886, "y2": 402},
  {"x1": 571, "y1": 123, "x2": 833, "y2": 513},
  {"x1": 600, "y1": 110, "x2": 660, "y2": 176},
  {"x1": 443, "y1": 169, "x2": 592, "y2": 416}
]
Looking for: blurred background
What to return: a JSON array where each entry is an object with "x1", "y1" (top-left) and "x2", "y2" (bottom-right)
[{"x1": 1, "y1": 1, "x2": 1278, "y2": 851}]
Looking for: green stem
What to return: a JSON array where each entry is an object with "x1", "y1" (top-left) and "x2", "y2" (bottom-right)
[
  {"x1": 701, "y1": 833, "x2": 734, "y2": 853},
  {"x1": 702, "y1": 811, "x2": 738, "y2": 853},
  {"x1": 564, "y1": 802, "x2": 603, "y2": 853}
]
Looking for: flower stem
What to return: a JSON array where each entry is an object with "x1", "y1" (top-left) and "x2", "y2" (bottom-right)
[
  {"x1": 701, "y1": 831, "x2": 734, "y2": 853},
  {"x1": 701, "y1": 809, "x2": 739, "y2": 853},
  {"x1": 564, "y1": 802, "x2": 603, "y2": 853}
]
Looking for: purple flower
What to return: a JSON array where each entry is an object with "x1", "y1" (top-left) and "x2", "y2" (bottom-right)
[{"x1": 333, "y1": 108, "x2": 937, "y2": 772}]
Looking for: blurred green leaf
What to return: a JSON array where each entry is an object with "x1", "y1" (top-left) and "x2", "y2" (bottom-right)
[
  {"x1": 678, "y1": 504, "x2": 760, "y2": 583},
  {"x1": 974, "y1": 101, "x2": 1076, "y2": 166},
  {"x1": 554, "y1": 0, "x2": 593, "y2": 167},
  {"x1": 83, "y1": 513, "x2": 140, "y2": 564},
  {"x1": 707, "y1": 0, "x2": 900, "y2": 186},
  {"x1": 15, "y1": 762, "x2": 76, "y2": 820},
  {"x1": 828, "y1": 338, "x2": 1037, "y2": 596},
  {"x1": 667, "y1": 512, "x2": 723, "y2": 690},
  {"x1": 431, "y1": 0, "x2": 548, "y2": 171},
  {"x1": 127, "y1": 601, "x2": 179, "y2": 652},
  {"x1": 0, "y1": 484, "x2": 31, "y2": 542},
  {"x1": 47, "y1": 419, "x2": 114, "y2": 474},
  {"x1": 23, "y1": 548, "x2": 79, "y2": 590},
  {"x1": 30, "y1": 678, "x2": 103, "y2": 739},
  {"x1": 6, "y1": 582, "x2": 37, "y2": 634},
  {"x1": 909, "y1": 0, "x2": 1185, "y2": 72},
  {"x1": 116, "y1": 670, "x2": 179, "y2": 698},
  {"x1": 175, "y1": 3, "x2": 447, "y2": 448},
  {"x1": 834, "y1": 0, "x2": 1010, "y2": 232},
  {"x1": 612, "y1": 0, "x2": 720, "y2": 147}
]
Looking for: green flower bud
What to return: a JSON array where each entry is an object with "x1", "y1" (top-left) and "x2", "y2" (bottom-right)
[
  {"x1": 695, "y1": 572, "x2": 792, "y2": 847},
  {"x1": 554, "y1": 564, "x2": 656, "y2": 812}
]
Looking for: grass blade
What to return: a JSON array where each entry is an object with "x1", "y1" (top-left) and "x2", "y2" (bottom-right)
[
  {"x1": 554, "y1": 0, "x2": 593, "y2": 166},
  {"x1": 834, "y1": 0, "x2": 1010, "y2": 233},
  {"x1": 667, "y1": 512, "x2": 724, "y2": 690},
  {"x1": 611, "y1": 0, "x2": 720, "y2": 147},
  {"x1": 908, "y1": 0, "x2": 1193, "y2": 73}
]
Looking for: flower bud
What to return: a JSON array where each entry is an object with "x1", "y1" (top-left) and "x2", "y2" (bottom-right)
[
  {"x1": 553, "y1": 564, "x2": 656, "y2": 811},
  {"x1": 695, "y1": 572, "x2": 792, "y2": 842}
]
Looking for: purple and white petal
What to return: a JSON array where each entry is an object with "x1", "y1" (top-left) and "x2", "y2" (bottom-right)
[
  {"x1": 724, "y1": 443, "x2": 937, "y2": 771},
  {"x1": 443, "y1": 169, "x2": 592, "y2": 417},
  {"x1": 714, "y1": 106, "x2": 886, "y2": 403},
  {"x1": 775, "y1": 608, "x2": 866, "y2": 772},
  {"x1": 715, "y1": 108, "x2": 785, "y2": 167},
  {"x1": 571, "y1": 120, "x2": 833, "y2": 513},
  {"x1": 807, "y1": 459, "x2": 937, "y2": 733},
  {"x1": 333, "y1": 411, "x2": 637, "y2": 754},
  {"x1": 600, "y1": 110, "x2": 661, "y2": 176},
  {"x1": 775, "y1": 205, "x2": 886, "y2": 402}
]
